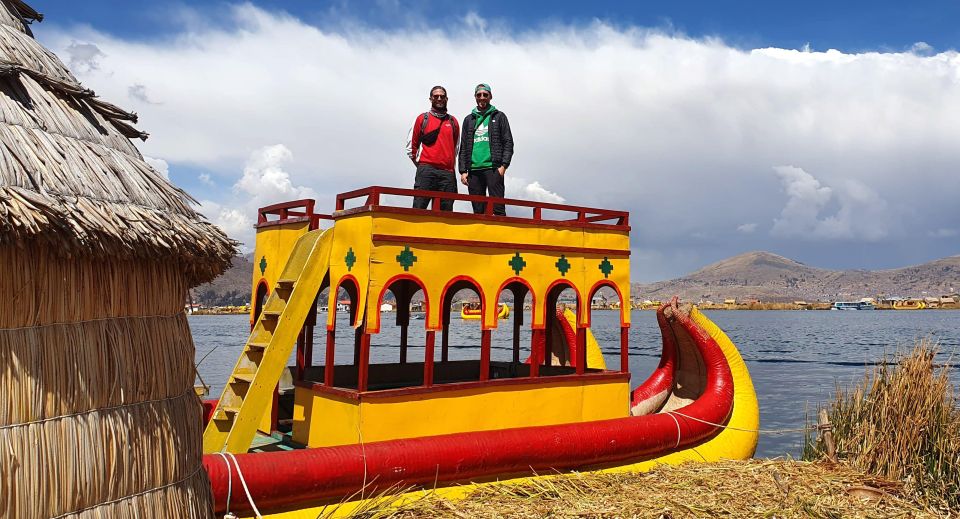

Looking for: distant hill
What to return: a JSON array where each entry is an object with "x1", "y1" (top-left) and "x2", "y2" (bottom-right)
[
  {"x1": 634, "y1": 251, "x2": 960, "y2": 303},
  {"x1": 190, "y1": 253, "x2": 254, "y2": 306}
]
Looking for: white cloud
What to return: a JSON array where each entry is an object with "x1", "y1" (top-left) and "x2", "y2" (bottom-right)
[
  {"x1": 42, "y1": 7, "x2": 960, "y2": 277},
  {"x1": 198, "y1": 173, "x2": 214, "y2": 186},
  {"x1": 737, "y1": 223, "x2": 757, "y2": 233},
  {"x1": 771, "y1": 166, "x2": 890, "y2": 241},
  {"x1": 143, "y1": 155, "x2": 169, "y2": 179},
  {"x1": 505, "y1": 177, "x2": 565, "y2": 203},
  {"x1": 63, "y1": 41, "x2": 104, "y2": 72}
]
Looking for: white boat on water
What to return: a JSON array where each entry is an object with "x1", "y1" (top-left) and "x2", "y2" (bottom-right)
[{"x1": 832, "y1": 301, "x2": 876, "y2": 310}]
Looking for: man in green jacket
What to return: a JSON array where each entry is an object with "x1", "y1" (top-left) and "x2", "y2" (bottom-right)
[{"x1": 458, "y1": 83, "x2": 514, "y2": 216}]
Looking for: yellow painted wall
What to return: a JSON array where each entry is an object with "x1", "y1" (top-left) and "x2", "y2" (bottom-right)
[{"x1": 293, "y1": 377, "x2": 629, "y2": 448}]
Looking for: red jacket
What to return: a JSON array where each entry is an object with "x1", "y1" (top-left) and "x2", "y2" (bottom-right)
[{"x1": 406, "y1": 113, "x2": 459, "y2": 172}]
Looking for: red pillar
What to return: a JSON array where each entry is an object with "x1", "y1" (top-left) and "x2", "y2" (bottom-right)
[
  {"x1": 620, "y1": 325, "x2": 630, "y2": 373},
  {"x1": 424, "y1": 331, "x2": 435, "y2": 387},
  {"x1": 357, "y1": 333, "x2": 371, "y2": 392},
  {"x1": 530, "y1": 329, "x2": 542, "y2": 378},
  {"x1": 400, "y1": 324, "x2": 408, "y2": 364},
  {"x1": 324, "y1": 329, "x2": 336, "y2": 386},
  {"x1": 576, "y1": 327, "x2": 586, "y2": 375},
  {"x1": 480, "y1": 329, "x2": 491, "y2": 381}
]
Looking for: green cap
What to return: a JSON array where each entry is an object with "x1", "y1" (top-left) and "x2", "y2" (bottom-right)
[{"x1": 475, "y1": 83, "x2": 492, "y2": 95}]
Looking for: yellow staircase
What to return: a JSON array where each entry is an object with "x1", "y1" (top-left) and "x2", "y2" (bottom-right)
[{"x1": 203, "y1": 228, "x2": 333, "y2": 454}]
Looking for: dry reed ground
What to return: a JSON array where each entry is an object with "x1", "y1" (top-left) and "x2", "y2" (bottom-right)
[{"x1": 370, "y1": 459, "x2": 936, "y2": 518}]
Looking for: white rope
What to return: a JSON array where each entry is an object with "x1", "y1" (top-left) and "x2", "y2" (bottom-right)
[
  {"x1": 225, "y1": 451, "x2": 263, "y2": 519},
  {"x1": 50, "y1": 464, "x2": 204, "y2": 518},
  {"x1": 0, "y1": 388, "x2": 194, "y2": 431},
  {"x1": 664, "y1": 411, "x2": 681, "y2": 448},
  {"x1": 668, "y1": 410, "x2": 822, "y2": 435},
  {"x1": 215, "y1": 453, "x2": 234, "y2": 519}
]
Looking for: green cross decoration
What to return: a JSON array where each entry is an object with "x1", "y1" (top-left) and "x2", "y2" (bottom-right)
[
  {"x1": 555, "y1": 255, "x2": 571, "y2": 277},
  {"x1": 259, "y1": 255, "x2": 267, "y2": 275},
  {"x1": 508, "y1": 252, "x2": 526, "y2": 275},
  {"x1": 599, "y1": 257, "x2": 614, "y2": 278},
  {"x1": 345, "y1": 247, "x2": 357, "y2": 271},
  {"x1": 396, "y1": 246, "x2": 418, "y2": 272}
]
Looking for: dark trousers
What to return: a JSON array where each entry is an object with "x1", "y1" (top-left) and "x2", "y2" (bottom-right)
[
  {"x1": 467, "y1": 168, "x2": 505, "y2": 216},
  {"x1": 412, "y1": 164, "x2": 457, "y2": 211}
]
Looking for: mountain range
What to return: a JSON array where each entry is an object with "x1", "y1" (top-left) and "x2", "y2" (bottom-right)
[
  {"x1": 633, "y1": 251, "x2": 960, "y2": 303},
  {"x1": 189, "y1": 251, "x2": 960, "y2": 307}
]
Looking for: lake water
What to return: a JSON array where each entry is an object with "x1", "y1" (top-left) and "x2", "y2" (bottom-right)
[{"x1": 190, "y1": 309, "x2": 960, "y2": 458}]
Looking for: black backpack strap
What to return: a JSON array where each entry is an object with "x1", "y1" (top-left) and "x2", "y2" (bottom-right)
[{"x1": 419, "y1": 112, "x2": 430, "y2": 137}]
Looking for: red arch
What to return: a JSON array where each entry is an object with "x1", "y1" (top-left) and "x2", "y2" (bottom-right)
[
  {"x1": 440, "y1": 275, "x2": 489, "y2": 329},
  {"x1": 329, "y1": 274, "x2": 361, "y2": 330},
  {"x1": 544, "y1": 279, "x2": 582, "y2": 326},
  {"x1": 496, "y1": 277, "x2": 538, "y2": 330},
  {"x1": 587, "y1": 279, "x2": 627, "y2": 327},
  {"x1": 370, "y1": 274, "x2": 430, "y2": 334}
]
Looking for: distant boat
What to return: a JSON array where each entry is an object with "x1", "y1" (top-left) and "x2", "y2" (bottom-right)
[{"x1": 831, "y1": 301, "x2": 876, "y2": 310}]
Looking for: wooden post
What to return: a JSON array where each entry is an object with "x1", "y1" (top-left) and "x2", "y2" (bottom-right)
[
  {"x1": 441, "y1": 326, "x2": 450, "y2": 362},
  {"x1": 324, "y1": 329, "x2": 336, "y2": 386},
  {"x1": 358, "y1": 334, "x2": 371, "y2": 392},
  {"x1": 819, "y1": 409, "x2": 837, "y2": 462},
  {"x1": 620, "y1": 325, "x2": 629, "y2": 373},
  {"x1": 295, "y1": 328, "x2": 306, "y2": 380},
  {"x1": 424, "y1": 331, "x2": 435, "y2": 387},
  {"x1": 530, "y1": 329, "x2": 541, "y2": 378},
  {"x1": 480, "y1": 329, "x2": 491, "y2": 381},
  {"x1": 512, "y1": 309, "x2": 521, "y2": 364},
  {"x1": 400, "y1": 324, "x2": 408, "y2": 364},
  {"x1": 576, "y1": 327, "x2": 586, "y2": 374}
]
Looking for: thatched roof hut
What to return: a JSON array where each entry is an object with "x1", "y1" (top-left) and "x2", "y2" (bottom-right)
[{"x1": 0, "y1": 1, "x2": 233, "y2": 517}]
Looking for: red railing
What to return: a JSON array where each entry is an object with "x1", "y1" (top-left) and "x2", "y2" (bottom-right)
[
  {"x1": 256, "y1": 199, "x2": 333, "y2": 230},
  {"x1": 334, "y1": 186, "x2": 629, "y2": 227}
]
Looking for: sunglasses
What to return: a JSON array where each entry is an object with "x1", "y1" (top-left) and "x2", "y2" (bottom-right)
[
  {"x1": 475, "y1": 92, "x2": 490, "y2": 98},
  {"x1": 431, "y1": 94, "x2": 447, "y2": 100}
]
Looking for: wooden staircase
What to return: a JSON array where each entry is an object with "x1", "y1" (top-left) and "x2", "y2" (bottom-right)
[{"x1": 203, "y1": 228, "x2": 333, "y2": 454}]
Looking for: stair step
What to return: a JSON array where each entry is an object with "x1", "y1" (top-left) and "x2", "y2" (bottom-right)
[
  {"x1": 222, "y1": 406, "x2": 241, "y2": 415},
  {"x1": 276, "y1": 279, "x2": 296, "y2": 289},
  {"x1": 247, "y1": 340, "x2": 270, "y2": 350},
  {"x1": 261, "y1": 309, "x2": 282, "y2": 319},
  {"x1": 232, "y1": 373, "x2": 255, "y2": 384}
]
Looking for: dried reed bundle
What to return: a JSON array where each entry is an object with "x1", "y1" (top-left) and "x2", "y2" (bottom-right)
[
  {"x1": 805, "y1": 341, "x2": 960, "y2": 511},
  {"x1": 379, "y1": 459, "x2": 934, "y2": 518},
  {"x1": 1, "y1": 244, "x2": 213, "y2": 518}
]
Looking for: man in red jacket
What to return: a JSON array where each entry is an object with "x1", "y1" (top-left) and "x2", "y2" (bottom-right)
[{"x1": 405, "y1": 85, "x2": 460, "y2": 211}]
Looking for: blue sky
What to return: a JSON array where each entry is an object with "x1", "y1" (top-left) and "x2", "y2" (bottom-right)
[
  {"x1": 30, "y1": 1, "x2": 960, "y2": 282},
  {"x1": 34, "y1": 1, "x2": 960, "y2": 52}
]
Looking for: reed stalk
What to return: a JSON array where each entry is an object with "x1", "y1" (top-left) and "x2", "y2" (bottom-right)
[{"x1": 803, "y1": 340, "x2": 960, "y2": 511}]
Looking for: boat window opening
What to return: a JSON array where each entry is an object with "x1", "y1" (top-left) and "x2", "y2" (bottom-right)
[
  {"x1": 490, "y1": 282, "x2": 533, "y2": 380},
  {"x1": 587, "y1": 283, "x2": 628, "y2": 373},
  {"x1": 542, "y1": 283, "x2": 583, "y2": 377},
  {"x1": 440, "y1": 280, "x2": 486, "y2": 384}
]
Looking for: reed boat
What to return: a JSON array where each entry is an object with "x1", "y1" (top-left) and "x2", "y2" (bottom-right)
[
  {"x1": 200, "y1": 187, "x2": 759, "y2": 517},
  {"x1": 462, "y1": 302, "x2": 509, "y2": 320}
]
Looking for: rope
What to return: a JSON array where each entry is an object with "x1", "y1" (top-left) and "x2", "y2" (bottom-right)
[
  {"x1": 215, "y1": 453, "x2": 234, "y2": 518},
  {"x1": 667, "y1": 410, "x2": 824, "y2": 435},
  {"x1": 665, "y1": 411, "x2": 681, "y2": 448},
  {"x1": 50, "y1": 464, "x2": 204, "y2": 518},
  {"x1": 0, "y1": 311, "x2": 184, "y2": 332},
  {"x1": 0, "y1": 388, "x2": 194, "y2": 431},
  {"x1": 225, "y1": 452, "x2": 263, "y2": 519}
]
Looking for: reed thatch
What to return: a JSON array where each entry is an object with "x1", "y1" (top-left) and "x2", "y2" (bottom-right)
[
  {"x1": 0, "y1": 0, "x2": 234, "y2": 284},
  {"x1": 0, "y1": 1, "x2": 233, "y2": 517}
]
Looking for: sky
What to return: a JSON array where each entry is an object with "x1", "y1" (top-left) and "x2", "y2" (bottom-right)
[{"x1": 26, "y1": 1, "x2": 960, "y2": 282}]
